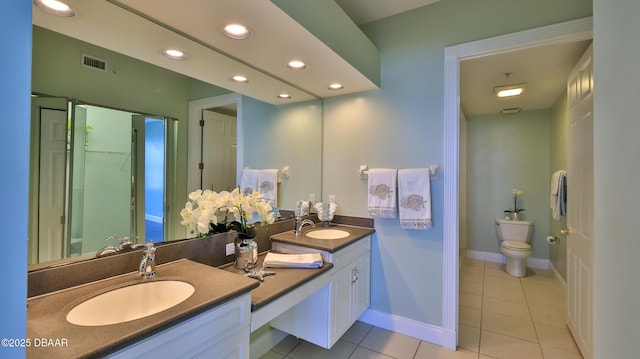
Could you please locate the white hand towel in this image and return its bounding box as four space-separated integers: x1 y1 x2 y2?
263 252 323 268
367 168 397 218
240 169 259 195
258 169 278 207
550 170 567 221
398 168 432 230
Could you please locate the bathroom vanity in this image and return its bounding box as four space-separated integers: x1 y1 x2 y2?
27 260 259 358
26 221 374 358
269 225 373 348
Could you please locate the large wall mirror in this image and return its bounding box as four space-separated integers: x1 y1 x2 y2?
29 25 323 269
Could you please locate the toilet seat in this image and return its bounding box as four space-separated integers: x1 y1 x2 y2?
501 240 531 251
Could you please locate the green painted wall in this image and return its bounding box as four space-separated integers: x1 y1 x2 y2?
466 110 551 259
322 0 592 326
548 92 569 280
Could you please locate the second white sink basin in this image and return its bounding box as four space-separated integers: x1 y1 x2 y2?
66 280 195 326
305 229 350 240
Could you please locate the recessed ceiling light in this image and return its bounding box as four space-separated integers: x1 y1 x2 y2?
161 49 187 60
495 83 526 98
287 60 307 70
328 83 344 90
231 75 249 83
34 0 75 17
222 24 252 40
277 93 292 99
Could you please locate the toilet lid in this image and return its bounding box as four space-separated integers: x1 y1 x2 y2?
502 240 531 250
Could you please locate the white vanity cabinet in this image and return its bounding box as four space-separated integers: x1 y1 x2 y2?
108 293 251 359
270 235 371 349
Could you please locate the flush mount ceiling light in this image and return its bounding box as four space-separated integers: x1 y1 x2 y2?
328 83 344 90
277 93 292 99
161 49 187 60
222 23 252 40
34 0 76 17
495 83 526 98
287 60 307 71
231 75 249 83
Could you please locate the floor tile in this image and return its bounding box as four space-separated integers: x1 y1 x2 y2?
271 335 302 355
459 306 482 328
464 258 486 268
359 326 420 359
348 346 396 359
259 351 285 359
414 341 479 359
525 292 566 313
534 322 581 354
287 339 356 359
483 284 526 304
541 345 584 359
460 292 483 310
461 271 484 284
483 275 521 290
481 311 538 342
458 324 480 352
482 296 531 320
480 330 543 359
529 305 566 328
460 278 484 295
341 321 373 345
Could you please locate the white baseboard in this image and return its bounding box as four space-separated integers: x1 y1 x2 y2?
466 250 549 270
358 308 445 347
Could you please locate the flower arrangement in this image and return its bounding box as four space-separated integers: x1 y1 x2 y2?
180 188 275 237
504 189 525 219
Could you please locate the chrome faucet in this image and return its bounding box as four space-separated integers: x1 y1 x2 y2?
95 236 146 257
294 216 315 235
139 241 156 278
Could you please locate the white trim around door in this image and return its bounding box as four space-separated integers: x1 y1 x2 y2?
442 17 593 350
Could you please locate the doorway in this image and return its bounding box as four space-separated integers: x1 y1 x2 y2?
441 17 593 350
30 99 176 264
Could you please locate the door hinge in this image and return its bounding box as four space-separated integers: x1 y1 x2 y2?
199 119 205 127
60 215 65 225
199 162 204 170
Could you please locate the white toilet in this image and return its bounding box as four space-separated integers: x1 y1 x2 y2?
495 219 533 277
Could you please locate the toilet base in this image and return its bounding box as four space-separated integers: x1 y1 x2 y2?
505 257 527 277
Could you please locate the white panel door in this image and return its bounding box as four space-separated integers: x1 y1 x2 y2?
38 108 67 262
566 43 593 359
201 110 237 192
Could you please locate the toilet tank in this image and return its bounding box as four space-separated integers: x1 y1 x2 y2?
495 219 533 243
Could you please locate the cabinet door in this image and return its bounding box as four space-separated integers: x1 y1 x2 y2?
331 264 353 341
352 253 371 321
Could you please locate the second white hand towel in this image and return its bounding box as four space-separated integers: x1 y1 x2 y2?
398 168 432 229
240 169 259 195
258 169 278 207
367 168 397 218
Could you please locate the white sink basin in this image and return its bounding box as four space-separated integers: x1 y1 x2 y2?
305 229 350 240
66 280 195 326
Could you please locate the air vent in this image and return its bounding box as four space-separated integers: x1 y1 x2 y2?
81 53 107 72
501 107 522 114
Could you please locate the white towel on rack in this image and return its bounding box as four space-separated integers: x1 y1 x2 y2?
550 170 567 221
240 169 259 195
367 168 397 218
398 168 432 230
258 169 278 207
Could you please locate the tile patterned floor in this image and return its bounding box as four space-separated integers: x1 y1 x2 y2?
260 258 582 359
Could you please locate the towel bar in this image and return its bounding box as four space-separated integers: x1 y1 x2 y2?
359 164 439 179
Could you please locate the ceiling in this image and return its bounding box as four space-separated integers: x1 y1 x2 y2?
34 0 590 113
32 0 380 105
461 40 592 116
335 0 440 25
